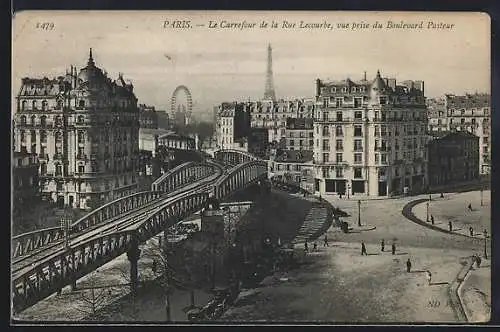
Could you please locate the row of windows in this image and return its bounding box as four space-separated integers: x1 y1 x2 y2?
319 165 423 179
288 131 314 138
317 110 426 121
18 129 133 143
288 139 314 147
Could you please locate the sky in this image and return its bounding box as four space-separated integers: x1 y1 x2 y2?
12 11 490 120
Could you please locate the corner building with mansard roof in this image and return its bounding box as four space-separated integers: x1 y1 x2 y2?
13 49 140 209
313 71 429 197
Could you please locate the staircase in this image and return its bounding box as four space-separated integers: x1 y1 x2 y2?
292 202 331 246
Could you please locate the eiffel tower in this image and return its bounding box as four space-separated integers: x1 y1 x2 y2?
264 43 277 101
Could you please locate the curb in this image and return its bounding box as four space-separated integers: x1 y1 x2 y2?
448 257 474 322
401 199 485 241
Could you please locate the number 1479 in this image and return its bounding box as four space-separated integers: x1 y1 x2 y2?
36 22 55 30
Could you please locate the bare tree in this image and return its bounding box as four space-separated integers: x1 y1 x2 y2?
74 275 110 319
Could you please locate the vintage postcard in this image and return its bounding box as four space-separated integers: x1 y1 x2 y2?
11 10 491 324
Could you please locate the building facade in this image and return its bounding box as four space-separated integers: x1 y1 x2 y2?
285 117 314 151
12 151 40 210
215 102 251 150
427 94 490 174
313 71 429 197
13 49 140 209
445 94 490 174
248 128 269 159
248 99 316 143
138 104 158 129
427 131 479 187
268 150 314 193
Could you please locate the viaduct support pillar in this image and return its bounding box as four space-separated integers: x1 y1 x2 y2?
127 237 141 297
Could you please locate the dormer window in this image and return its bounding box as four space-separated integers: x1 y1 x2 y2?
342 87 347 92
351 87 356 92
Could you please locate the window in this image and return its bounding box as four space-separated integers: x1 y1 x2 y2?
472 118 476 125
374 111 380 120
40 116 46 126
354 139 363 151
78 147 85 158
55 131 62 143
354 111 363 119
336 153 343 163
40 130 47 143
379 96 387 104
335 125 343 136
381 125 387 136
375 154 379 163
30 130 36 142
336 168 343 178
336 98 343 108
78 165 85 173
40 163 47 175
78 131 85 143
354 98 362 108
42 100 48 111
336 139 343 150
32 100 37 110
354 125 363 136
322 139 329 150
322 111 329 121
20 115 27 125
289 139 295 146
322 167 328 178
354 153 362 164
55 164 62 176
323 153 329 162
483 137 489 144
31 115 36 125
375 125 380 136
40 146 46 158
20 130 25 142
322 125 329 136
461 118 465 124
309 139 314 146
21 100 27 111
381 154 388 164
354 167 362 178
336 111 343 121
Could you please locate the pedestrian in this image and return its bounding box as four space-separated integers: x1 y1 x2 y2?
448 221 452 232
469 226 474 237
381 239 385 252
406 258 412 273
476 255 482 268
430 215 435 225
391 242 396 255
426 271 432 285
440 192 444 198
361 241 367 256
468 203 472 211
324 235 329 247
304 240 309 252
339 192 342 199
313 242 317 251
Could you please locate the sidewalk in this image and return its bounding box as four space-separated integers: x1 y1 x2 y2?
409 190 490 240
459 258 491 322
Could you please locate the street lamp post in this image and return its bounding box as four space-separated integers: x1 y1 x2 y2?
426 202 430 222
480 187 484 207
357 200 361 227
484 229 488 259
